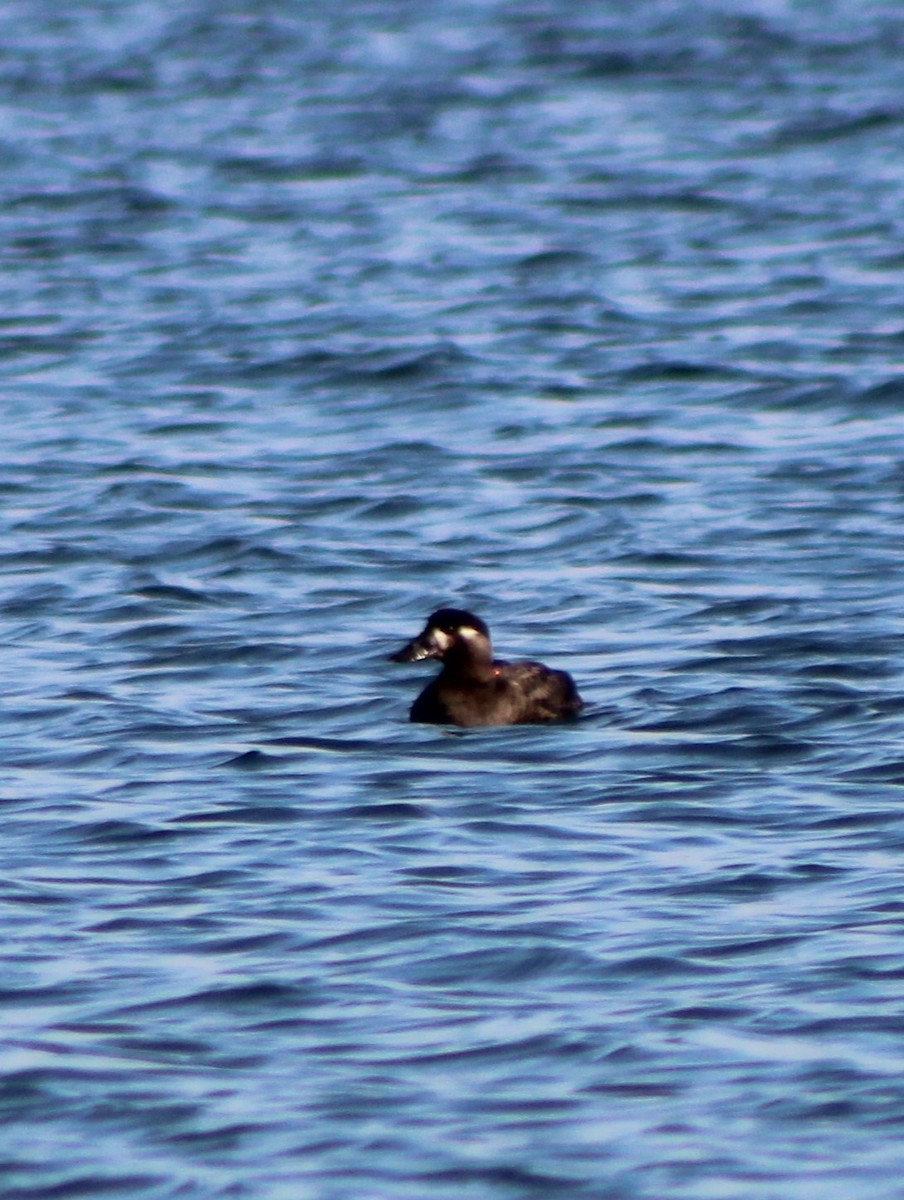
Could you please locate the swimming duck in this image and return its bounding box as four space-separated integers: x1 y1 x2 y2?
389 608 583 727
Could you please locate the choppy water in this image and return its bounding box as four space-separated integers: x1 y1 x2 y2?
3 1 904 1197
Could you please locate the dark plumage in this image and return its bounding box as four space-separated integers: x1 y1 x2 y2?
389 608 583 727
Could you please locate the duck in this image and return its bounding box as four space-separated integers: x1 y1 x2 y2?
389 608 583 727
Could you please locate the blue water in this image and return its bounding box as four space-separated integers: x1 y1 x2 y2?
3 1 904 1196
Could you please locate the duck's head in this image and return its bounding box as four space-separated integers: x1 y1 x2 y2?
389 608 491 664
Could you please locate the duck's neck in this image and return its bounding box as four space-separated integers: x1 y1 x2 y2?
443 637 495 683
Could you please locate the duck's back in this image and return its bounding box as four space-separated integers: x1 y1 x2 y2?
411 658 582 727
501 659 583 723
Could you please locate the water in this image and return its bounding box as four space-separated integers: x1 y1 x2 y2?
3 0 904 1196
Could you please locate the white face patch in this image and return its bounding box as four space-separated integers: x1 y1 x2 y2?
431 628 454 652
455 625 482 642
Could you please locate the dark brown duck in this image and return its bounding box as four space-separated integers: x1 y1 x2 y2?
389 608 583 727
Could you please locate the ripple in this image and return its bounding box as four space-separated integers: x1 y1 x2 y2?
3 2 904 1198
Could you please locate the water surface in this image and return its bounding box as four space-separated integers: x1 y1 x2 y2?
3 1 904 1197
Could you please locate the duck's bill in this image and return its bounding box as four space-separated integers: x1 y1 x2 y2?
388 635 434 662
389 624 455 662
